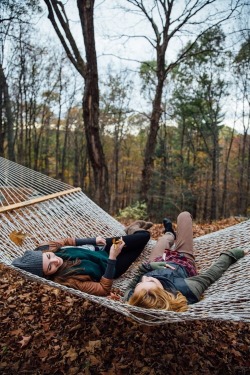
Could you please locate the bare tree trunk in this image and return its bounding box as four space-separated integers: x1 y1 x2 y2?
246 137 250 216
140 78 164 202
159 138 167 215
111 110 124 214
0 63 15 160
73 130 80 187
61 110 70 182
55 66 63 180
0 66 4 156
203 171 210 222
17 67 24 163
73 122 87 188
33 111 45 171
237 130 248 214
78 0 109 209
112 126 120 214
44 118 50 175
44 0 110 210
210 140 218 220
220 128 234 217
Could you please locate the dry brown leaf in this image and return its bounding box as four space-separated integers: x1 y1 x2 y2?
18 335 32 348
37 349 49 358
9 328 23 336
112 237 123 249
64 346 78 362
68 367 80 375
89 355 101 365
85 340 101 353
51 288 60 297
9 230 29 246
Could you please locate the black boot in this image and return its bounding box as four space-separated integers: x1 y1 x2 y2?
163 218 176 239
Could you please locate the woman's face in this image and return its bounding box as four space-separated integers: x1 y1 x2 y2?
42 252 63 275
134 276 164 293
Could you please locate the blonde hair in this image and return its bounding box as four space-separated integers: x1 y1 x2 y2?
128 287 188 312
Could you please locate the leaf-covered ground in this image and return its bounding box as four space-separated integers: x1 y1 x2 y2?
1 217 250 375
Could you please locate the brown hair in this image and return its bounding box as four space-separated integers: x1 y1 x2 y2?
45 258 82 282
128 287 188 312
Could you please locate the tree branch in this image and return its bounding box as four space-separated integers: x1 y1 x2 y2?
43 0 86 78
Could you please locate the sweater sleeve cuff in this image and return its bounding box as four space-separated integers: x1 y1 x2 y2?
75 237 96 246
103 259 117 279
220 248 245 262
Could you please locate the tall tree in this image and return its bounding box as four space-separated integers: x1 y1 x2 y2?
233 37 250 216
120 0 245 209
0 64 14 159
100 69 133 213
220 126 235 218
170 27 229 220
0 0 42 161
43 0 109 209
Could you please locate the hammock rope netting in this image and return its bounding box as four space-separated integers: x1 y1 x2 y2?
0 157 249 325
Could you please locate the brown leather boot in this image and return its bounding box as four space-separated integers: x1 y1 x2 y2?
143 221 154 230
125 220 145 234
125 224 145 235
125 220 153 235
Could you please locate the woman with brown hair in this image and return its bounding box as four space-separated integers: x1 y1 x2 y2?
12 220 152 297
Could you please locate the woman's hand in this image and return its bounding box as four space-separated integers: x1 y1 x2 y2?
109 238 125 260
149 262 176 270
96 236 106 246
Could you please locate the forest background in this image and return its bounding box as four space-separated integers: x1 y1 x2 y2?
1 0 249 223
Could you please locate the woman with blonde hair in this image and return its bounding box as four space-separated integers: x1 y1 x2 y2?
124 212 248 311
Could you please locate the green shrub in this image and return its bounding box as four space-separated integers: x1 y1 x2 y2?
116 201 148 220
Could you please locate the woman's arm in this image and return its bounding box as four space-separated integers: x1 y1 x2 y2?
65 276 113 296
37 237 104 252
65 241 126 296
64 258 119 296
123 263 152 301
185 248 247 300
76 237 105 246
36 237 76 252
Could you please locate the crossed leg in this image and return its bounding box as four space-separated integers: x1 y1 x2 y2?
174 211 194 260
148 232 174 261
148 211 194 262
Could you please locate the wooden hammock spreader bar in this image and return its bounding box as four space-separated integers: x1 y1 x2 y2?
0 187 81 213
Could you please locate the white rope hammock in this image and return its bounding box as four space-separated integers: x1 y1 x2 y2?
0 157 249 325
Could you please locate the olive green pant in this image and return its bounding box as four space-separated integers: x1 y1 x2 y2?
185 254 235 299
